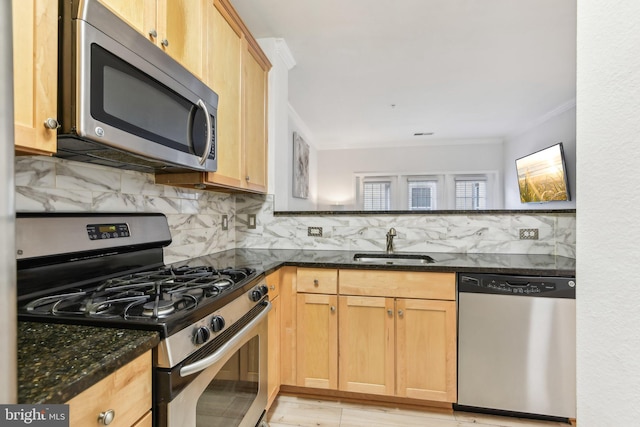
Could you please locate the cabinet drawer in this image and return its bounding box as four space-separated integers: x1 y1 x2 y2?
339 270 456 300
297 268 338 294
66 351 151 427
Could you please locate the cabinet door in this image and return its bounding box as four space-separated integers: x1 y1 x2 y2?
296 293 338 389
204 2 243 188
396 299 457 402
160 0 205 79
98 0 156 41
12 0 58 155
242 42 269 192
338 296 395 395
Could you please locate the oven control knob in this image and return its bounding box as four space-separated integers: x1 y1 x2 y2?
193 326 211 345
250 289 263 302
210 315 226 332
258 285 269 295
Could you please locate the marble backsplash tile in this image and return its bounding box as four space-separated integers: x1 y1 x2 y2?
15 157 577 261
236 194 577 258
15 156 236 264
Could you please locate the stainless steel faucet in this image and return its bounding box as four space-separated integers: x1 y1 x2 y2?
386 228 397 253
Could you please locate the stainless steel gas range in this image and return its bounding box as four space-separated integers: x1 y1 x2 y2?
16 213 270 427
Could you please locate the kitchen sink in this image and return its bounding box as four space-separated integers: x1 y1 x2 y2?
352 253 436 265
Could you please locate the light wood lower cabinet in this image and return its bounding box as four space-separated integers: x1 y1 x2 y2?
338 295 395 395
395 298 457 402
289 268 457 404
66 351 152 427
296 292 338 389
266 270 281 409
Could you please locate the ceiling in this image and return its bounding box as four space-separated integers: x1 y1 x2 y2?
229 0 576 151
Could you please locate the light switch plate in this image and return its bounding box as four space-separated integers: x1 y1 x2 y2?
221 215 228 231
248 214 257 229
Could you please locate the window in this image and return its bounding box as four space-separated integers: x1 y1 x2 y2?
407 179 438 210
363 180 391 210
455 178 487 210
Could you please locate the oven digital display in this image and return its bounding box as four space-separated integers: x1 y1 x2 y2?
87 223 130 240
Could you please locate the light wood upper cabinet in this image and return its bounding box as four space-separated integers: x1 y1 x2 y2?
242 43 269 192
66 351 152 427
12 0 58 155
202 3 243 189
99 0 205 78
155 0 271 194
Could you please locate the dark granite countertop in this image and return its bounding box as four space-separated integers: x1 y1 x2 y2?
17 248 573 405
18 322 159 404
176 249 576 277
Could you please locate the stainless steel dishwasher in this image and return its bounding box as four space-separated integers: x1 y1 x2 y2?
457 273 576 420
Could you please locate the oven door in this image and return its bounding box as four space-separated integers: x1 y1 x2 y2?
158 303 270 427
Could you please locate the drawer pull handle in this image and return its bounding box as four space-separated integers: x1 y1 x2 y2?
98 409 115 425
313 279 319 286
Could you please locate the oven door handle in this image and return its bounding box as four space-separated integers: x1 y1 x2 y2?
179 301 271 377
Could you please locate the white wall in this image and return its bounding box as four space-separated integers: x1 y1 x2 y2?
503 104 577 210
316 139 504 210
257 38 318 211
285 106 318 211
577 1 640 424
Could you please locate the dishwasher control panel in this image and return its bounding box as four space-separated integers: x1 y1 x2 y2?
458 273 576 298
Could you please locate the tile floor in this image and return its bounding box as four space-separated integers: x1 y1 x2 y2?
267 395 571 427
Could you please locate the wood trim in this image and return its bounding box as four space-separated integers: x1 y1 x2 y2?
278 386 454 413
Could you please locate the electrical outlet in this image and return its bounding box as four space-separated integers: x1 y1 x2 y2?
221 215 228 231
308 227 323 237
248 214 257 229
519 228 539 240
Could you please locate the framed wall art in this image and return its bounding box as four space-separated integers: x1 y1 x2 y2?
292 132 309 199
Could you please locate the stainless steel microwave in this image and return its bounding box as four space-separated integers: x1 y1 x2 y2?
57 0 218 173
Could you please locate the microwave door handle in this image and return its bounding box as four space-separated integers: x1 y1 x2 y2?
179 301 272 377
196 99 212 166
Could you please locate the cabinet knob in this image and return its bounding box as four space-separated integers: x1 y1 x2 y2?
269 285 275 290
98 409 115 425
387 309 393 316
148 29 157 38
43 118 60 130
246 175 251 181
398 309 404 317
313 279 319 286
330 306 336 313
161 38 169 47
